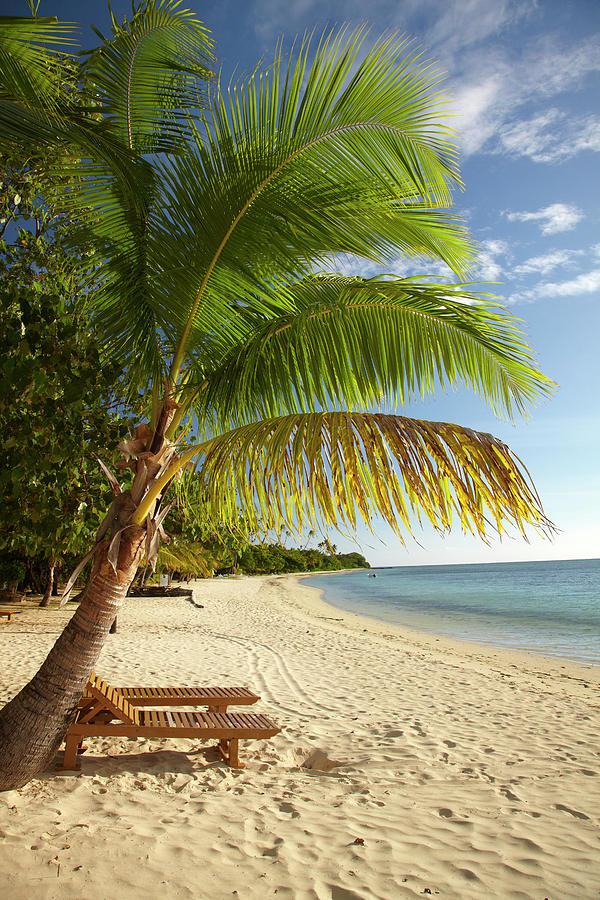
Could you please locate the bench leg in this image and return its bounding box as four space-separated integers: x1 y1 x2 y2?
227 739 245 769
215 738 245 769
62 734 82 770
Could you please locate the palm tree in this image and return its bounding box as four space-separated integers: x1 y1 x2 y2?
0 4 553 790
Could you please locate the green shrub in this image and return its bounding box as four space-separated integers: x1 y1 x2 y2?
0 558 26 589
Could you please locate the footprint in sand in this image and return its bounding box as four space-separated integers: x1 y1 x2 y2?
262 836 284 857
278 800 300 818
554 803 590 820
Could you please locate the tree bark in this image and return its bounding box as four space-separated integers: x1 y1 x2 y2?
39 558 56 608
0 525 145 791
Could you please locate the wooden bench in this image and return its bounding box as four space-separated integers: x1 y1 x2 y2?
0 608 23 623
64 675 280 770
79 673 260 716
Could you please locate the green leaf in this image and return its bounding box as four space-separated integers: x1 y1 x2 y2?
83 0 214 152
192 276 554 426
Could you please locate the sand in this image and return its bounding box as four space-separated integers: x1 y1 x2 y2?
0 573 599 899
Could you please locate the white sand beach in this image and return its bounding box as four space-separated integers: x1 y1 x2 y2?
0 574 599 899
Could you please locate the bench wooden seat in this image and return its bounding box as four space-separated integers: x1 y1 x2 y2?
81 674 259 712
64 675 280 770
0 608 23 622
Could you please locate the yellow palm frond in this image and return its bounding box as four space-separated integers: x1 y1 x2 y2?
188 412 553 543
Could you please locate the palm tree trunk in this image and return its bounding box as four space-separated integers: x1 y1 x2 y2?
0 525 145 791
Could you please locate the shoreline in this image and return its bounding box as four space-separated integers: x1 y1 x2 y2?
284 574 600 695
296 568 600 673
1 574 599 898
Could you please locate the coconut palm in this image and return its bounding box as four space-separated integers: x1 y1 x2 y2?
0 4 553 790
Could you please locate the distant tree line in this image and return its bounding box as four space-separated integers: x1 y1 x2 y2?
233 543 369 575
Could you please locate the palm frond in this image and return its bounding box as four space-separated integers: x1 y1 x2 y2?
0 16 153 195
188 412 554 543
0 14 162 392
1 7 214 392
148 28 473 379
155 540 216 577
83 0 214 153
189 277 554 425
72 154 167 393
0 16 77 109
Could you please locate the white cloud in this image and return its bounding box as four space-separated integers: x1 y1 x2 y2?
452 78 503 156
448 35 600 157
249 1 600 165
321 254 391 279
471 239 509 280
322 239 511 286
515 249 581 276
321 252 453 280
505 203 583 235
251 0 533 53
540 269 600 297
510 268 600 303
498 110 600 162
324 237 513 284
424 0 534 58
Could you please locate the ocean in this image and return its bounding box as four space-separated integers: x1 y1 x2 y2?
307 558 600 666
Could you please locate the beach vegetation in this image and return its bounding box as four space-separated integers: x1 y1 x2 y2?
237 544 369 575
0 2 554 789
0 145 133 604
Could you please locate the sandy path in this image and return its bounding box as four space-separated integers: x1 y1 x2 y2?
0 575 598 899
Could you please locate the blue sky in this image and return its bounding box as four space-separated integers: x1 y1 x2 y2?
5 0 599 566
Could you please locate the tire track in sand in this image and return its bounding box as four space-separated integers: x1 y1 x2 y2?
199 627 332 717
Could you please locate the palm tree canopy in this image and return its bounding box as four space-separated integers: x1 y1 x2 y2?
90 27 476 383
1 10 554 545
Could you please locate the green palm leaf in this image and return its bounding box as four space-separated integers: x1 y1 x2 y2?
142 28 474 382
189 276 554 426
0 15 76 109
84 0 214 152
1 6 215 390
0 16 146 188
184 412 553 542
155 540 216 577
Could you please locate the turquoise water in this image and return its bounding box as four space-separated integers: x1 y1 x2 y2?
307 558 600 665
